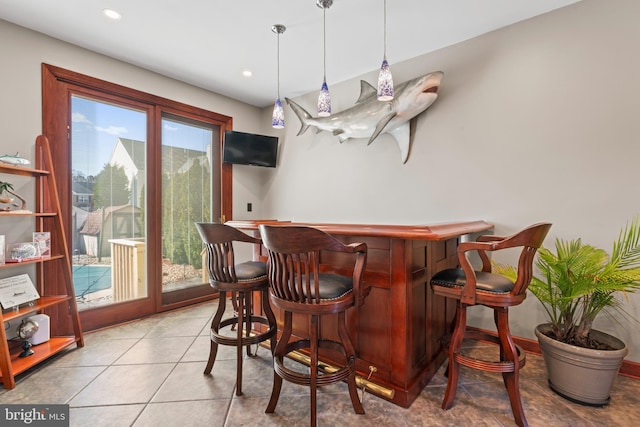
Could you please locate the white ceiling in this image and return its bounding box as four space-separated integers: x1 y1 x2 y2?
0 0 581 108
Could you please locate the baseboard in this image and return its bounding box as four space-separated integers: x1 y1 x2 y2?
467 326 640 380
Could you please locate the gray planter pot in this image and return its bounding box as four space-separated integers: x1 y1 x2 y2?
535 323 628 406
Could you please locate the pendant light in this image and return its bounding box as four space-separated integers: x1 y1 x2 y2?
272 24 286 129
377 0 394 101
317 0 332 117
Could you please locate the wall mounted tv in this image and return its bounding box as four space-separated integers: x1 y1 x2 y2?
222 130 278 168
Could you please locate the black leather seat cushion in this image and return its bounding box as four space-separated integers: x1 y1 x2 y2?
301 273 353 300
431 268 514 294
235 261 267 281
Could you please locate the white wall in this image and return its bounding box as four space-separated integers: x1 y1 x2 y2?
254 0 640 362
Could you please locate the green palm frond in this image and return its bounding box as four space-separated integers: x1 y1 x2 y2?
0 181 14 194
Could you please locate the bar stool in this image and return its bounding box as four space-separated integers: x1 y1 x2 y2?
430 223 551 427
259 224 369 427
195 222 277 396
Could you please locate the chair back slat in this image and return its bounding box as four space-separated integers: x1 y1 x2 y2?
267 249 321 304
204 242 236 283
195 222 262 285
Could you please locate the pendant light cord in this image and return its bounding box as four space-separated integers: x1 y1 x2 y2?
277 31 281 98
383 0 387 60
323 8 327 81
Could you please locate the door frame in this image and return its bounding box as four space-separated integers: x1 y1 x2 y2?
41 63 234 330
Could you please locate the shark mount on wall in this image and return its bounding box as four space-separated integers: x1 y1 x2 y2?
286 71 443 163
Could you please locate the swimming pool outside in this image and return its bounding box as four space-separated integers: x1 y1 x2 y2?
73 264 112 299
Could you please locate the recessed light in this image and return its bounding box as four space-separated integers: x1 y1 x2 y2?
103 8 122 20
242 70 253 78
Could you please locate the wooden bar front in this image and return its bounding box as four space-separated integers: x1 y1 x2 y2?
226 220 494 408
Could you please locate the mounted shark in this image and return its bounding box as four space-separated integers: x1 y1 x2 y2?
286 71 443 163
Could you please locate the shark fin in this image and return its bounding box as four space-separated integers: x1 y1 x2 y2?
285 98 312 136
368 112 396 146
356 80 377 103
333 129 348 143
388 122 411 164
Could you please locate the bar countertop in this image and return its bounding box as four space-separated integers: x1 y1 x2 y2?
225 219 494 240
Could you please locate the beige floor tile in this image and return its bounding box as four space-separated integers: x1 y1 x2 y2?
68 363 175 407
114 336 195 365
133 400 229 427
70 404 145 427
0 365 106 404
144 316 211 338
152 360 236 402
50 337 139 367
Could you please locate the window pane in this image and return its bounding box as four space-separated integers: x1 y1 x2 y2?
161 116 215 294
71 95 148 310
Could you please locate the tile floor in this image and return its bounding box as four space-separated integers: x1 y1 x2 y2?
1 300 639 426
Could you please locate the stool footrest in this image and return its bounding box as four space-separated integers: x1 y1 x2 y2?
274 339 356 387
451 330 526 373
454 353 523 373
211 315 276 347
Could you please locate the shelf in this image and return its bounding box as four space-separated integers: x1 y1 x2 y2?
1 295 71 322
0 336 79 380
0 254 64 269
0 212 56 217
0 163 49 177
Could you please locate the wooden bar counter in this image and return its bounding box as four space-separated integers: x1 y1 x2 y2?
226 219 494 408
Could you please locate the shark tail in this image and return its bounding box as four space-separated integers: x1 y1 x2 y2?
285 98 312 136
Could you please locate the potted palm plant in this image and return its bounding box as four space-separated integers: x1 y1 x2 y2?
495 216 640 406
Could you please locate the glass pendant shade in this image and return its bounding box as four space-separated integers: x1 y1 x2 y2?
377 58 394 101
271 24 286 129
377 0 394 101
272 98 284 129
317 80 331 117
317 0 332 117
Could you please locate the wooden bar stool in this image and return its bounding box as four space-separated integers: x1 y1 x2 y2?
195 223 277 396
259 224 369 427
430 223 551 427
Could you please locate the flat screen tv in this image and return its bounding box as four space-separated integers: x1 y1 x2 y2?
222 130 278 168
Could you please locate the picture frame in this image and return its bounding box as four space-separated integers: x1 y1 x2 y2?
33 231 51 258
0 273 40 309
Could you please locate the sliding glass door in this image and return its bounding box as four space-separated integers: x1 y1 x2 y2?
71 95 148 311
160 114 221 304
